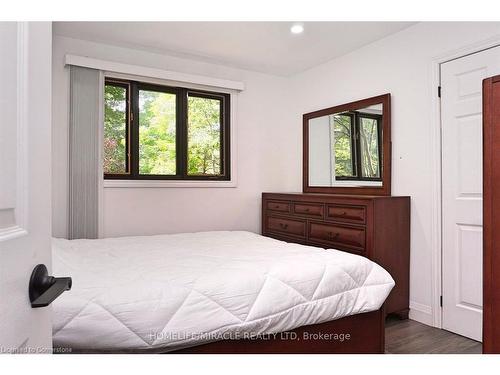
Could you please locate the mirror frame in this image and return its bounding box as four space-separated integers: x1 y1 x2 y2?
303 93 391 196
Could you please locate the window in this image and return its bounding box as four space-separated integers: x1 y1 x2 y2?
104 80 130 175
104 78 230 180
331 111 382 181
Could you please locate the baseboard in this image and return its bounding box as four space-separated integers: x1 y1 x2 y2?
408 301 434 326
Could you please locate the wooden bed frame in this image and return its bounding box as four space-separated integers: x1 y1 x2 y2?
69 308 385 354
171 307 385 354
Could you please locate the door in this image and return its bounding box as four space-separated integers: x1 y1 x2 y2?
441 46 500 341
0 22 53 353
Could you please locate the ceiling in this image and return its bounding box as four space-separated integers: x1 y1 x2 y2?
53 22 416 76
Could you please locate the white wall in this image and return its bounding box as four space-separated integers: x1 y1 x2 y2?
289 22 500 325
52 36 297 238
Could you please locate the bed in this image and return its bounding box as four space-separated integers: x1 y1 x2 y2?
51 231 394 353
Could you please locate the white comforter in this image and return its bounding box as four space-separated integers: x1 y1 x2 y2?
52 231 394 352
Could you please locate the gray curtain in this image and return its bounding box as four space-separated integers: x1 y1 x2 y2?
68 66 100 239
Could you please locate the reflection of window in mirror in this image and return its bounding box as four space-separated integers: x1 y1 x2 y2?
359 115 381 179
329 106 382 182
331 113 355 178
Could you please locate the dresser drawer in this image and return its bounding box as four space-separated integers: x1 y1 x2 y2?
266 200 290 213
308 222 366 251
292 202 324 218
326 204 366 224
266 216 306 238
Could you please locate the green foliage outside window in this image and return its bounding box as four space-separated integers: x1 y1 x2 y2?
187 96 221 175
104 81 226 178
138 90 177 175
104 85 127 174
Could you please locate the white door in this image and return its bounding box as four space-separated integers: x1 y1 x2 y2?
441 46 500 341
0 22 53 353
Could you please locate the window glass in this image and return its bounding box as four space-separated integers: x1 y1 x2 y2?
187 95 222 176
103 79 230 181
138 89 177 175
104 84 128 174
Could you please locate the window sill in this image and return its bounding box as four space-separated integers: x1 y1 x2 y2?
103 179 237 188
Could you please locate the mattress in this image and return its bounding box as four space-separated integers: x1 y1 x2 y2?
52 231 394 352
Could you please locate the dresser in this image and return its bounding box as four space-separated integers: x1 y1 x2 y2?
262 192 410 319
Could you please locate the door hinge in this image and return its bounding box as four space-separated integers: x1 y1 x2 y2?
438 86 442 98
440 295 443 307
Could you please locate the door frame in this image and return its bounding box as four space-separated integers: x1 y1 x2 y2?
482 74 500 353
430 36 500 330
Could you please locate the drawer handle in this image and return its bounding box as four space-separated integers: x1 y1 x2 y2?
304 208 310 212
340 211 347 216
274 205 280 209
328 232 340 240
279 223 289 230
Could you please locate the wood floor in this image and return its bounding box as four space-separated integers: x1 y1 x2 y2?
385 317 482 354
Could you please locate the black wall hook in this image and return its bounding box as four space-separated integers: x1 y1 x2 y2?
29 264 72 308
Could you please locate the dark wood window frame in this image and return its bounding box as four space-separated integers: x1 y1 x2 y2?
334 111 383 182
104 78 231 181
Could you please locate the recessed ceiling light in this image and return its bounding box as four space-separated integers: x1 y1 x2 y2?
291 23 304 34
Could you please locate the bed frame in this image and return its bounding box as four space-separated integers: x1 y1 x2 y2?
65 307 385 354
171 307 385 354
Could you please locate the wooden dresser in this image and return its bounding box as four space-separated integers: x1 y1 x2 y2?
262 192 410 319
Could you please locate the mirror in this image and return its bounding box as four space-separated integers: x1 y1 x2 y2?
303 94 391 195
